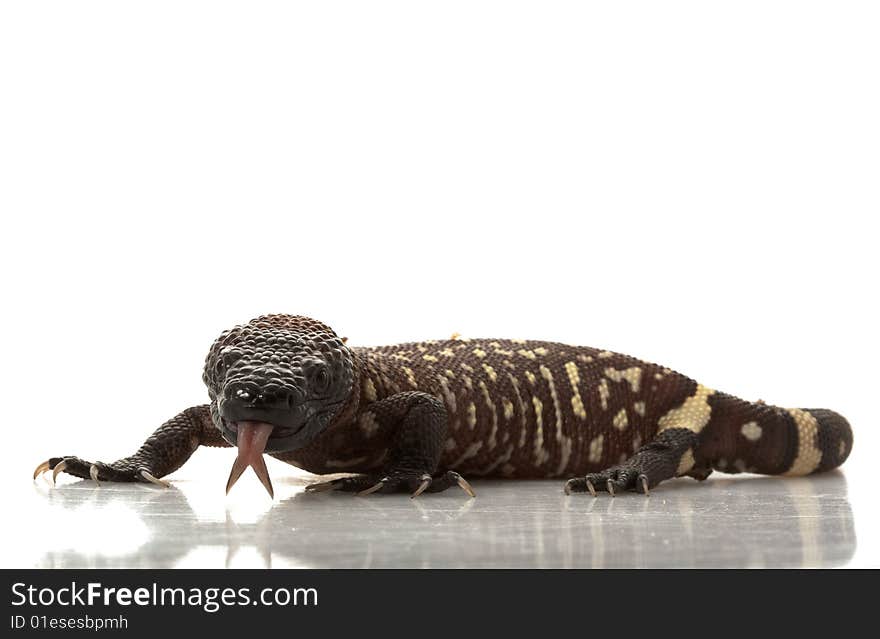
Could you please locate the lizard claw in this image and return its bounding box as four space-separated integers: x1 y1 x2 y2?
33 460 51 480
314 470 473 497
304 481 339 493
139 469 170 488
52 461 67 485
639 474 649 496
411 474 432 498
357 479 386 496
453 472 476 498
89 464 101 486
562 476 597 497
606 479 615 497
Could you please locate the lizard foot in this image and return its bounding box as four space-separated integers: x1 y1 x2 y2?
33 457 170 488
565 428 704 496
305 470 475 498
564 455 659 497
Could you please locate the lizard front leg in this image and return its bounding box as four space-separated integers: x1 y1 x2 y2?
305 391 475 498
34 405 229 486
564 428 704 496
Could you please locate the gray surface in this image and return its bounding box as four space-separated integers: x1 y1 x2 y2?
22 462 857 568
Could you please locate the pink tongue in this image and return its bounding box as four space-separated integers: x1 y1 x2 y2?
225 421 275 498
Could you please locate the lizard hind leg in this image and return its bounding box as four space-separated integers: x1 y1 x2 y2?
564 428 700 496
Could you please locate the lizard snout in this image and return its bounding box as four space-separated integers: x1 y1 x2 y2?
223 379 304 412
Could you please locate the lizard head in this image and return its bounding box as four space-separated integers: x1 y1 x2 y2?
202 314 355 497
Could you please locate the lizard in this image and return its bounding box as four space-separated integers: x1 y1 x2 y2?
33 314 853 498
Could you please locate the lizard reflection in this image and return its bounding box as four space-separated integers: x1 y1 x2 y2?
34 474 855 569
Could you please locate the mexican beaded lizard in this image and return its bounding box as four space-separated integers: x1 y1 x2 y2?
34 314 853 498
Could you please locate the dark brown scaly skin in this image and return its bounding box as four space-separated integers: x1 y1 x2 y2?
37 314 853 496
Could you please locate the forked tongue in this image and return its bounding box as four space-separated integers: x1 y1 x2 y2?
226 421 275 498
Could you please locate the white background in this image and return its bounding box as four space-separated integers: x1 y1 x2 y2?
1 2 878 565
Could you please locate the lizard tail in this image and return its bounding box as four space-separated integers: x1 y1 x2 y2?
789 408 853 474
703 394 853 476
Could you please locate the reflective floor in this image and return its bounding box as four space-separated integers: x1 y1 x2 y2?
7 451 863 568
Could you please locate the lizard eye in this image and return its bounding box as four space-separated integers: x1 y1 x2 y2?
313 367 330 393
216 348 242 377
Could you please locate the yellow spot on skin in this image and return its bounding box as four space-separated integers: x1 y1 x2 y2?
633 401 646 417
511 338 526 344
422 354 438 362
598 351 614 359
402 366 418 388
741 421 762 442
539 365 571 475
480 444 514 475
480 381 499 450
363 378 377 402
654 372 664 380
359 412 379 437
466 402 477 428
571 396 586 420
604 367 643 393
532 397 548 465
676 449 695 475
460 362 474 372
392 353 410 361
564 361 587 420
657 385 715 434
437 375 457 414
525 371 536 385
495 348 514 356
518 349 537 360
598 379 610 411
450 442 482 468
482 364 497 382
473 348 487 358
577 354 594 364
533 347 548 356
444 369 456 379
440 348 455 357
450 332 461 340
785 408 822 475
502 359 516 369
502 398 514 420
507 373 528 449
462 374 473 390
588 434 604 463
613 408 629 430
